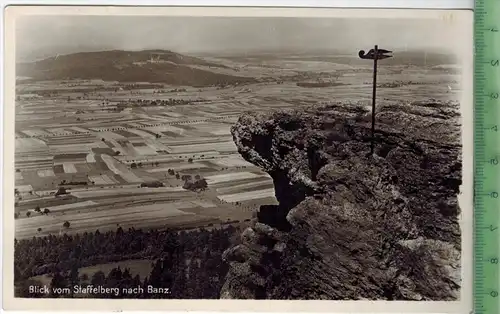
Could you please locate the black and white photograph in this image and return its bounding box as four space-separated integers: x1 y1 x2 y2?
3 6 473 311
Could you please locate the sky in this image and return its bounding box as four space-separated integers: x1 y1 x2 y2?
15 15 460 61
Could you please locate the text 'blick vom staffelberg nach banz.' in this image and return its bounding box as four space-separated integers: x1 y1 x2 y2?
29 284 171 297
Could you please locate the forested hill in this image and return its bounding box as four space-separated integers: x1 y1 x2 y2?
16 49 256 86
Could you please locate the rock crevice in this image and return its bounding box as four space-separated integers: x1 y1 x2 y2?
221 102 462 300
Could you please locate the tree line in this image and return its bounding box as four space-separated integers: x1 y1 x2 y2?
14 226 240 299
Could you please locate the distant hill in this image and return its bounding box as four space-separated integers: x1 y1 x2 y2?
219 50 458 67
16 49 256 86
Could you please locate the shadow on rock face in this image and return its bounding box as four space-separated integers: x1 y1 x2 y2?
222 101 462 300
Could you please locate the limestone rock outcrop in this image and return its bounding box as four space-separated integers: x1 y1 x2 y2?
221 101 462 300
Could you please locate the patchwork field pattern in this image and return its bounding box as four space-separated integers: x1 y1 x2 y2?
15 52 461 239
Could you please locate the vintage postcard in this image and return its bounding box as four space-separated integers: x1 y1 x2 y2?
3 6 473 312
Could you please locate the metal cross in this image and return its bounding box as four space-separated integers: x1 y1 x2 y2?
358 45 393 155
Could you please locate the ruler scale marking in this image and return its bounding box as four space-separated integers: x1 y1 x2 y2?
474 0 500 313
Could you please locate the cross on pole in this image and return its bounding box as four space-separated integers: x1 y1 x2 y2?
358 45 393 155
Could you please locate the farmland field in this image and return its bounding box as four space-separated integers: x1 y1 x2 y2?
14 49 461 241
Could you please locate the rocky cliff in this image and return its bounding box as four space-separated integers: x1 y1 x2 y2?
221 100 462 300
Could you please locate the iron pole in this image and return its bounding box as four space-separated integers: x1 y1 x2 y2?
371 45 378 155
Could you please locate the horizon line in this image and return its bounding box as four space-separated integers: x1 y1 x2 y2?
16 47 455 63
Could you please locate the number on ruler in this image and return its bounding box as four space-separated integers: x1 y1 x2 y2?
491 290 498 297
490 225 498 231
491 258 498 264
492 59 499 67
492 125 498 131
490 158 498 165
490 191 498 198
490 93 499 99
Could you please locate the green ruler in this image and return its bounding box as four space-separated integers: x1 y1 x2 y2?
474 0 500 313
